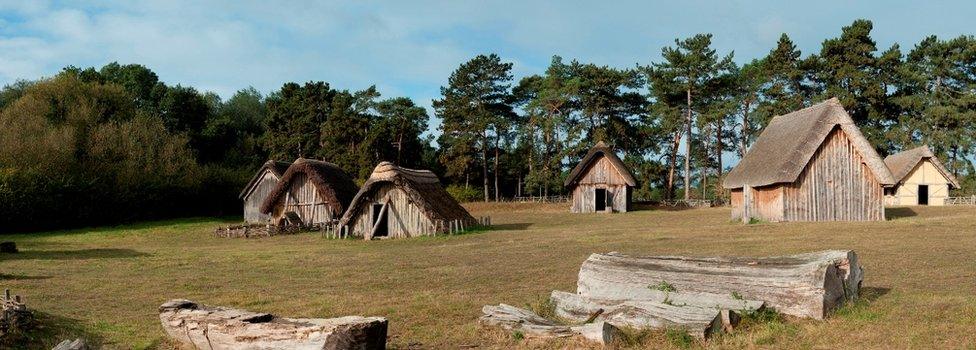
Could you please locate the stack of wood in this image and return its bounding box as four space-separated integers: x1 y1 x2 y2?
213 223 311 238
159 299 388 350
481 250 863 343
0 290 33 339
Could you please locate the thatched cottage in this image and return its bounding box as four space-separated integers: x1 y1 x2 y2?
565 141 636 213
884 145 959 206
338 162 476 240
259 158 359 226
240 160 291 223
723 98 896 222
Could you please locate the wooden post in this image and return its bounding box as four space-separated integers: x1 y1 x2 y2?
742 185 752 223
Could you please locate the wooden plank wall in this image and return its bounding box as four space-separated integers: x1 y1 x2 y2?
279 173 335 225
243 170 278 223
729 189 743 219
782 127 885 221
569 156 630 213
349 183 436 239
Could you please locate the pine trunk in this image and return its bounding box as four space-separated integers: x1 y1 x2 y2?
684 88 693 201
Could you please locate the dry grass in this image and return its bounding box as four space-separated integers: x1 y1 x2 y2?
3 203 976 349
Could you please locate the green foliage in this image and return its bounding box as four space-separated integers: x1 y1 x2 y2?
664 328 695 349
511 330 524 341
446 184 482 203
651 280 677 292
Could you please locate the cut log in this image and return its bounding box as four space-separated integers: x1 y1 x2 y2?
158 299 388 350
549 291 756 339
52 339 88 350
576 250 863 319
480 304 620 345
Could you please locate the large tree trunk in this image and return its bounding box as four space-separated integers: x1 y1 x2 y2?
159 299 388 350
549 291 760 339
482 132 489 202
666 129 682 200
480 304 620 345
740 99 751 158
576 250 863 319
494 136 500 201
684 89 694 201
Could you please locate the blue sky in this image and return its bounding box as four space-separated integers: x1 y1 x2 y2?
1 1 973 136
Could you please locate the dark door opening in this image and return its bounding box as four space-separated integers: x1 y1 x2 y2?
594 188 607 212
917 185 929 205
371 203 388 237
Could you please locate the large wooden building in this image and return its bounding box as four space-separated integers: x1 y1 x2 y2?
338 162 476 240
723 98 896 222
259 158 359 226
884 145 959 206
565 141 637 213
240 160 291 223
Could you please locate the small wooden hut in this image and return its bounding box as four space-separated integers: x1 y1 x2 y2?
240 160 291 223
259 158 359 226
723 98 896 222
338 162 476 240
883 145 959 206
565 141 637 213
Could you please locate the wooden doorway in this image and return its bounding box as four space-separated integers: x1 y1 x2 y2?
594 188 607 212
917 185 929 205
371 203 388 237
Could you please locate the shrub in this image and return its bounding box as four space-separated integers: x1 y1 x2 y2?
446 184 481 203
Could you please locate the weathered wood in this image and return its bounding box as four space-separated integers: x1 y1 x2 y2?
576 250 862 319
549 291 755 339
480 304 620 345
52 339 88 350
159 299 387 350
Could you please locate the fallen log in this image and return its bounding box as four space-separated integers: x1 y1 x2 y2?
550 291 759 339
480 304 620 345
158 299 388 350
576 250 862 319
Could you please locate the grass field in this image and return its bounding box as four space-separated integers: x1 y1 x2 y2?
3 203 976 349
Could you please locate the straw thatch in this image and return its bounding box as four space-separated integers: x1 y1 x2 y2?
338 162 475 228
565 141 637 187
723 98 896 189
259 158 359 216
884 145 960 188
239 160 291 199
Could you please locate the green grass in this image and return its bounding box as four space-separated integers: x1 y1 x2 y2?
3 203 976 348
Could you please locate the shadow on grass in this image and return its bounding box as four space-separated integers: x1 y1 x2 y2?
0 216 238 238
0 249 150 261
491 223 532 231
885 207 918 220
0 273 51 280
860 286 891 301
3 311 105 350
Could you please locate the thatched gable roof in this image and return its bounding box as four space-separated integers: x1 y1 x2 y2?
259 158 359 215
564 141 637 187
723 98 896 189
339 162 475 226
239 160 292 199
884 145 959 188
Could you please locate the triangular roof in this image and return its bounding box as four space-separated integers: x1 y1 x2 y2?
723 98 896 189
259 158 360 215
884 145 960 188
239 160 292 199
564 141 637 187
338 162 475 227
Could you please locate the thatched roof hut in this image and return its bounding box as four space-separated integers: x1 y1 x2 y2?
339 162 476 240
260 158 359 226
565 141 636 213
884 145 959 206
240 160 292 223
723 98 895 222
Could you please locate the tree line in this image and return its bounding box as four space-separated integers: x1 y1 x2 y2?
2 19 975 232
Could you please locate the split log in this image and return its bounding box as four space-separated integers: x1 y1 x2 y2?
576 250 863 319
550 291 759 339
480 304 620 345
159 299 388 350
52 339 88 350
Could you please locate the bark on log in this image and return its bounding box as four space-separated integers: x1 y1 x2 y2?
480 304 620 345
158 299 388 350
550 291 758 339
576 250 863 319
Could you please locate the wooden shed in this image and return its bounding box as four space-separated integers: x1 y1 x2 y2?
723 98 896 222
259 158 359 226
240 160 291 223
338 162 476 240
883 145 959 206
565 141 636 213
